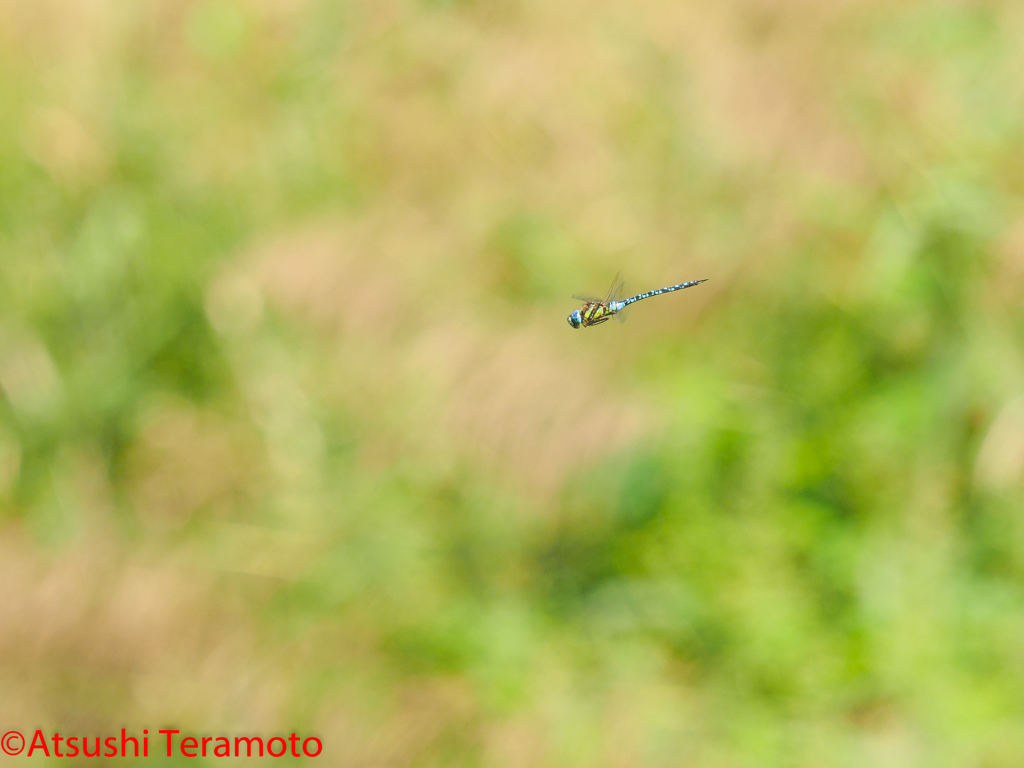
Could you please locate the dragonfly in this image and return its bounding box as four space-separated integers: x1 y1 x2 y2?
567 274 707 329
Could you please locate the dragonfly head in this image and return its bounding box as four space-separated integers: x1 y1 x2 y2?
567 309 583 329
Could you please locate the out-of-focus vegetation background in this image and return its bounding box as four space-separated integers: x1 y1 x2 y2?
2 0 1024 765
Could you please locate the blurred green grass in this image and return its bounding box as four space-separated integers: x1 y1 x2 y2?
2 0 1024 766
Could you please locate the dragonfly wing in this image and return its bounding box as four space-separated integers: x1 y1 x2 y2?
572 293 600 303
604 273 628 322
603 273 626 305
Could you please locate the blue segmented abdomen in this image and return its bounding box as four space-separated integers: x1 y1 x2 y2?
621 279 707 307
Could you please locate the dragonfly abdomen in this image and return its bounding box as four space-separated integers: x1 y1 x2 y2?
621 279 707 307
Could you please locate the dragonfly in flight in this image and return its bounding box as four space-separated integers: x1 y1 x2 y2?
567 274 707 329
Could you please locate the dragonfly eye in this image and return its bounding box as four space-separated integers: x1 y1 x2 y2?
567 310 583 329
